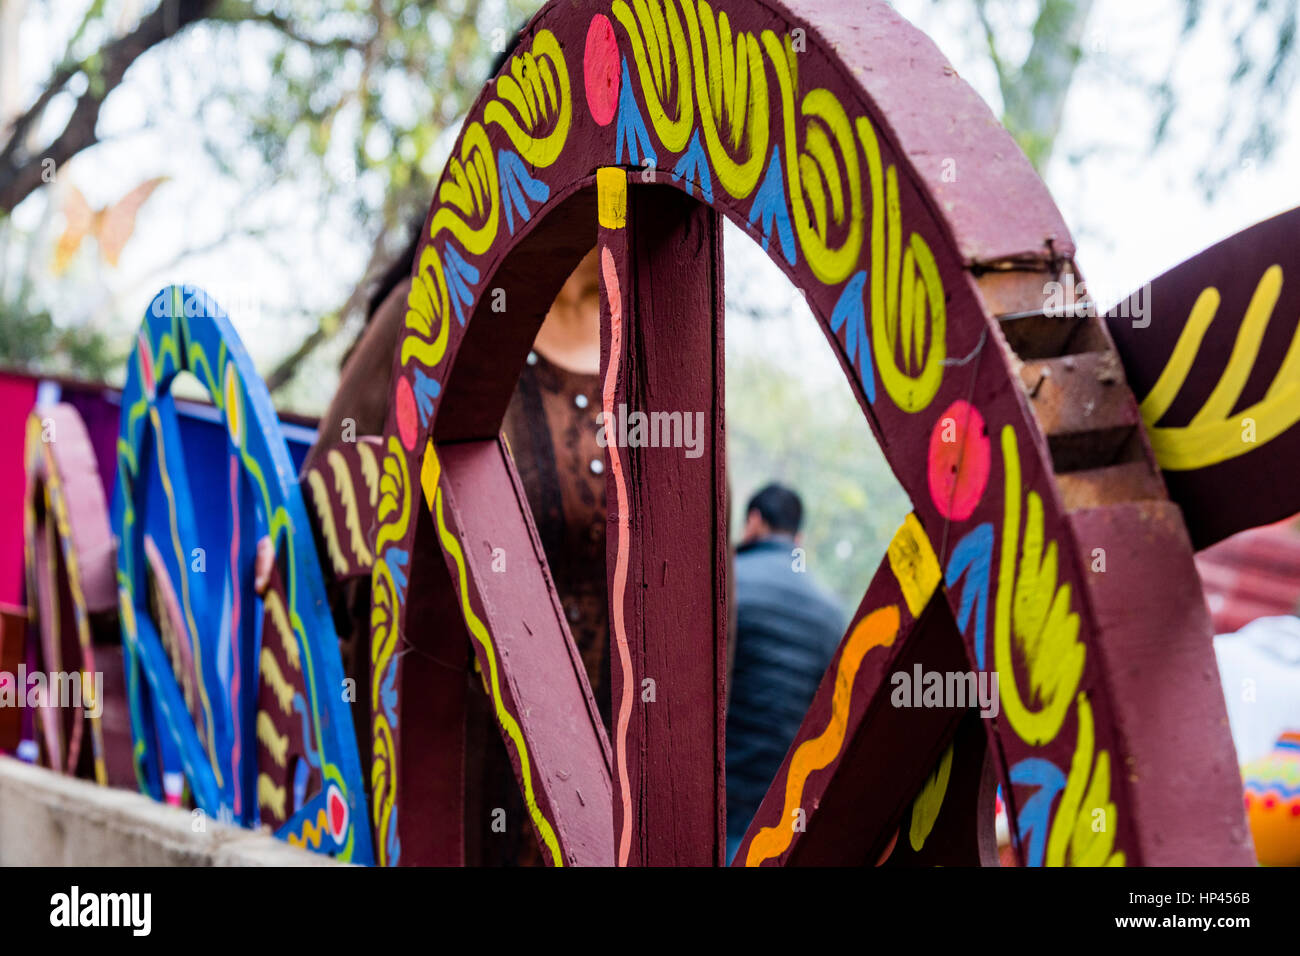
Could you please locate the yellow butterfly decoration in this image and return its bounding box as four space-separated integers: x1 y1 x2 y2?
53 177 167 274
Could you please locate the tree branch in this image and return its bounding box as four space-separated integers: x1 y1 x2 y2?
0 0 220 213
209 1 365 52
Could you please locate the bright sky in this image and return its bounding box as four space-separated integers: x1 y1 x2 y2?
7 0 1299 411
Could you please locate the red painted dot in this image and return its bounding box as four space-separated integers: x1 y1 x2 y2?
1290 802 1300 817
138 331 156 399
328 786 348 840
584 14 620 126
395 375 418 451
1264 795 1277 810
927 400 991 521
1244 793 1253 810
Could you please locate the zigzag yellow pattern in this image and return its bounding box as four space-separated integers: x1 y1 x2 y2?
289 808 329 850
260 647 295 714
306 468 349 577
329 449 373 569
257 710 289 768
258 773 286 820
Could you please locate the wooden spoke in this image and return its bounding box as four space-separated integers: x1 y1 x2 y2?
597 170 727 866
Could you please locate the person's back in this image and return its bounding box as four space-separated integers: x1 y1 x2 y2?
725 485 845 859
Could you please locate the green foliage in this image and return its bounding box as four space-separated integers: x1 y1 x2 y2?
726 342 911 610
0 295 120 380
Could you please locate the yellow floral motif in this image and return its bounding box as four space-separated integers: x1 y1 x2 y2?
1047 694 1125 866
613 0 694 153
368 436 412 867
859 116 946 413
680 0 769 198
995 425 1085 746
763 30 864 287
403 244 452 370
484 29 572 167
428 122 499 258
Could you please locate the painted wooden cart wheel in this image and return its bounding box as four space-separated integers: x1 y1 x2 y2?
23 404 131 786
365 0 1252 866
112 285 373 863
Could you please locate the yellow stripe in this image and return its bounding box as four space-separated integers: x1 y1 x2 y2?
886 512 940 618
424 446 563 866
597 167 628 230
1192 265 1283 426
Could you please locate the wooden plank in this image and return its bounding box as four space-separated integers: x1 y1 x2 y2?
881 710 999 867
1064 502 1255 865
598 169 727 866
1104 206 1300 549
426 437 613 866
734 514 969 866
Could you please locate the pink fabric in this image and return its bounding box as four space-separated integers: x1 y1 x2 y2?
0 374 38 607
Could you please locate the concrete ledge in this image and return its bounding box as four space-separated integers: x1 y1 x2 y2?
0 756 347 866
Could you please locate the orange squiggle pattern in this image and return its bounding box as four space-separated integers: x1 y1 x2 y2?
601 244 634 867
745 605 900 866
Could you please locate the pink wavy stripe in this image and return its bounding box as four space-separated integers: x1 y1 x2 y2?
601 245 634 866
228 454 242 816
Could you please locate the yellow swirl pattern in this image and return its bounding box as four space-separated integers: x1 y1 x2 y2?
484 29 573 167
763 32 863 286
859 116 946 413
680 0 768 197
403 244 452 369
995 425 1085 746
368 435 412 867
1047 694 1125 866
613 0 694 152
428 122 500 257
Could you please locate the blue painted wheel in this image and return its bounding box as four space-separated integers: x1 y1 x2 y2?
112 285 373 863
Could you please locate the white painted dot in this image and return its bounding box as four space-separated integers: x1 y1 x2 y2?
526 351 538 365
590 458 605 475
574 393 589 409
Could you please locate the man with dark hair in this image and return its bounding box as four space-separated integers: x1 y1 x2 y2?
725 482 845 863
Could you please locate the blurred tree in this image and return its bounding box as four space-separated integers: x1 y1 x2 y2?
0 0 540 385
935 0 1299 187
1 0 1296 388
